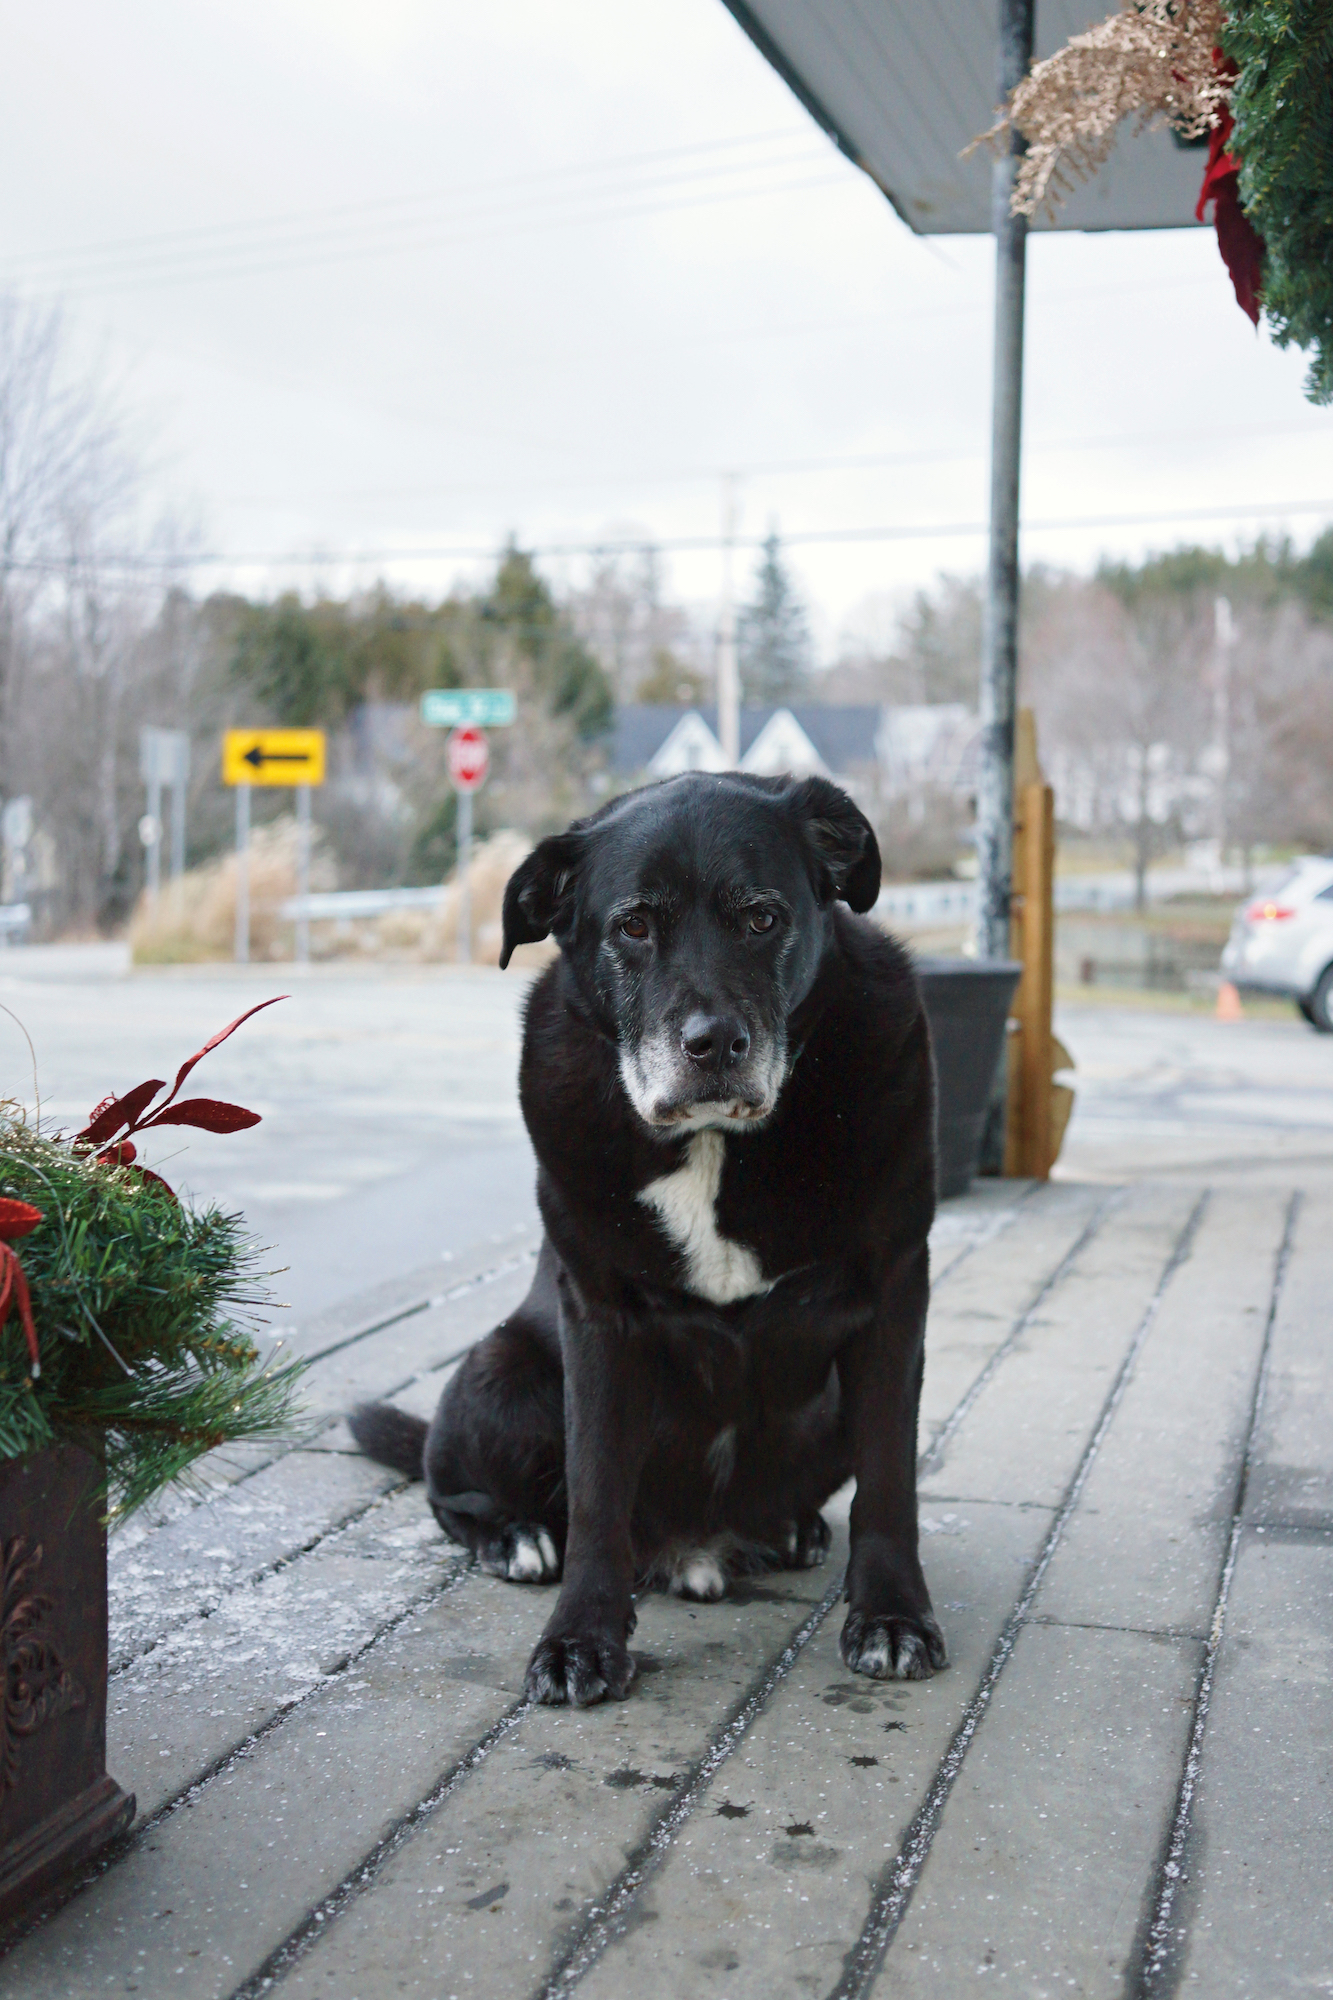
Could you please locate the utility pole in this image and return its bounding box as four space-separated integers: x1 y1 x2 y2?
295 783 312 966
139 727 190 900
1213 595 1235 866
456 788 473 963
974 0 1034 963
234 783 251 964
716 474 741 767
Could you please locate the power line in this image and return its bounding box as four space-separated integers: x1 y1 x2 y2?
11 495 1332 578
6 142 843 299
219 416 1333 509
3 127 811 275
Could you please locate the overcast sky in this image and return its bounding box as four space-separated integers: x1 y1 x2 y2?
3 0 1330 656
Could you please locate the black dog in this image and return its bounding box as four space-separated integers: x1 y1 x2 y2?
350 771 946 1707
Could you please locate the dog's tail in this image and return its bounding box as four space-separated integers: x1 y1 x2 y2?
348 1401 428 1479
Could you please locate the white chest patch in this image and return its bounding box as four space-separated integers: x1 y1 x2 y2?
637 1130 772 1305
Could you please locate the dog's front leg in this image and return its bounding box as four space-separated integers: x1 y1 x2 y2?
838 1246 948 1683
524 1284 652 1708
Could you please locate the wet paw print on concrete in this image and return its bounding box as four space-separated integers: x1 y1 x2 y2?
715 1799 751 1819
464 1881 508 1913
821 1680 909 1715
849 1755 879 1768
604 1768 678 1791
784 1821 814 1836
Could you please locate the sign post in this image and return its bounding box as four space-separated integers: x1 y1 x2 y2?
445 726 490 963
139 728 191 902
222 729 326 966
420 691 515 965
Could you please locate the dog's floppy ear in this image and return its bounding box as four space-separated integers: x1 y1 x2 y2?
499 832 583 968
789 776 881 913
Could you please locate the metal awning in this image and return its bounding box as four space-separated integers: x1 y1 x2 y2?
723 0 1205 233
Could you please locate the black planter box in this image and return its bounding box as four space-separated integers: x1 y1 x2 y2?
0 1444 135 1926
918 958 1022 1200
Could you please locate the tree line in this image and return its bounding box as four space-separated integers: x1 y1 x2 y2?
2 289 1330 935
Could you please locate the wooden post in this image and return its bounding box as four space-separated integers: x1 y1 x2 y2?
1005 771 1055 1177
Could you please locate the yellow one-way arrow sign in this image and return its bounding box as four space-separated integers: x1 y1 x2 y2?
223 728 326 787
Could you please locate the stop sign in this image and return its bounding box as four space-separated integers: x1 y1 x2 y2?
447 725 489 792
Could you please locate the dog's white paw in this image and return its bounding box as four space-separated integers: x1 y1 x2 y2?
780 1514 832 1569
840 1607 948 1681
479 1524 562 1584
669 1550 727 1601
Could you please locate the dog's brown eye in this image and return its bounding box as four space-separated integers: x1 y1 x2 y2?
619 914 650 940
749 910 776 934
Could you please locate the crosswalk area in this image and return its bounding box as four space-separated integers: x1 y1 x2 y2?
2 1173 1328 2000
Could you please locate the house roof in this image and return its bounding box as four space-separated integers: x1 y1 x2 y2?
610 704 885 776
721 1 1207 235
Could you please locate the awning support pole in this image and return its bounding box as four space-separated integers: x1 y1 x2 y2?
976 0 1034 963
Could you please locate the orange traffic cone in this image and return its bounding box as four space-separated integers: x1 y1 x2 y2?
1216 981 1245 1022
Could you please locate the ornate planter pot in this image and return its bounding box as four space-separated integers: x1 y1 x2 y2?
0 1444 134 1925
918 957 1023 1199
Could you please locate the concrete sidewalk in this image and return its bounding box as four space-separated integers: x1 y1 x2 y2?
2 1171 1329 1999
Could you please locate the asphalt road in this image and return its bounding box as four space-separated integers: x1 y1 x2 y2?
1053 993 1333 1185
0 945 539 1342
3 945 1330 1345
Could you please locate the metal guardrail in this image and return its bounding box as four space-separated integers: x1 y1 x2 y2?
278 864 1289 935
278 886 446 922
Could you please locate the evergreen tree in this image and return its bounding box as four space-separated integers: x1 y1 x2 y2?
738 532 813 705
482 545 613 739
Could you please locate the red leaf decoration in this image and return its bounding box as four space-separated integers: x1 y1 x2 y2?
158 996 287 1114
142 1098 262 1134
1195 79 1264 327
77 1077 167 1145
97 1141 139 1167
0 1199 43 1241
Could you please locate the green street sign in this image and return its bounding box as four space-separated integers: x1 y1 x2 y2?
420 688 516 729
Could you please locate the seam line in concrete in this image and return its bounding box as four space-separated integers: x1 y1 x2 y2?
108 1474 414 1678
227 1699 533 2000
925 1179 1042 1291
918 1186 1123 1481
531 1571 847 2000
1 1559 474 1956
824 1188 1210 2000
302 1248 539 1366
1242 1515 1333 1540
1131 1187 1301 2000
106 1245 541 1548
1023 1612 1208 1644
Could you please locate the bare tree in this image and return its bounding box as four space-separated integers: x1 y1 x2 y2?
1026 577 1211 907
567 543 699 702
0 297 134 805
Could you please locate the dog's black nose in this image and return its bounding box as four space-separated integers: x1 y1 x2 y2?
680 1012 750 1071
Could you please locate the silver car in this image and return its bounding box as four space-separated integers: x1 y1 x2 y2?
1222 855 1333 1031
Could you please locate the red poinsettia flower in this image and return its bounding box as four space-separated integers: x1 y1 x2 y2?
0 1199 44 1376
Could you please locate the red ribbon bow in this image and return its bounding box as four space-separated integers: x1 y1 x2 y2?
0 1198 43 1377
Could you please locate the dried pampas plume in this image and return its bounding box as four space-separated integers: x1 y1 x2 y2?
970 0 1230 218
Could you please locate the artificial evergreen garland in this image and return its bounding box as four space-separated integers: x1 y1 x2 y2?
1222 2 1333 403
979 0 1333 403
0 1000 305 1517
0 1112 303 1517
